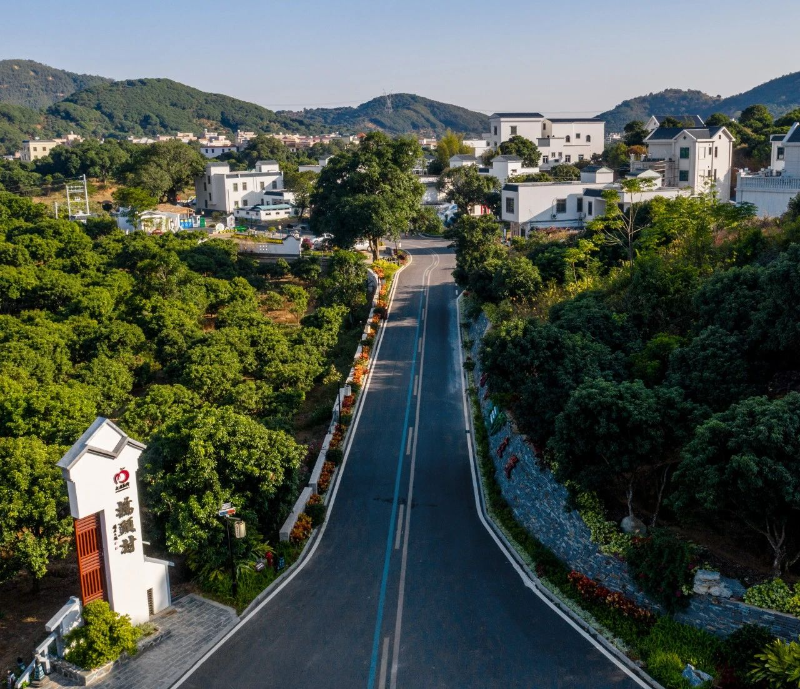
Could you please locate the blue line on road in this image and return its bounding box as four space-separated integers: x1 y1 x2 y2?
366 275 425 689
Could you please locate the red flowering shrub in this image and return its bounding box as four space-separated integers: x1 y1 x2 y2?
567 571 655 625
290 513 312 543
317 461 336 493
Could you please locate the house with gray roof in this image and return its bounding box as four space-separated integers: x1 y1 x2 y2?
738 121 800 216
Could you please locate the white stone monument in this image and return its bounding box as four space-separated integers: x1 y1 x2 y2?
58 418 171 625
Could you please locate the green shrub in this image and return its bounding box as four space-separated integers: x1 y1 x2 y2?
744 579 800 615
340 410 353 426
626 529 696 612
306 502 327 527
349 381 362 396
640 617 719 689
65 601 142 669
749 638 800 688
571 487 632 556
463 359 475 371
717 624 776 684
326 447 344 465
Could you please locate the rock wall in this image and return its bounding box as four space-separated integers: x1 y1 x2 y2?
467 312 800 641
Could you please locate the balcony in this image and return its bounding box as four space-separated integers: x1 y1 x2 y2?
738 174 800 191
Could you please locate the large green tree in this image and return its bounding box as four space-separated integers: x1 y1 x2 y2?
125 140 205 203
310 132 423 260
0 437 72 590
497 135 541 167
672 393 800 575
438 165 500 215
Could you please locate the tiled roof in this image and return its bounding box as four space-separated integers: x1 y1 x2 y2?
653 115 705 127
489 112 544 118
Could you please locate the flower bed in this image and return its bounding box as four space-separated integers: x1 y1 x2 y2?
317 461 336 494
290 513 312 543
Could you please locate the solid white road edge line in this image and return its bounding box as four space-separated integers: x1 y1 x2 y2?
170 251 415 689
454 293 656 689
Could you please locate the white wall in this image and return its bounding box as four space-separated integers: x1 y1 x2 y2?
195 163 285 213
488 116 545 149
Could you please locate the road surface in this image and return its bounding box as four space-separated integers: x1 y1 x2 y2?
175 237 643 689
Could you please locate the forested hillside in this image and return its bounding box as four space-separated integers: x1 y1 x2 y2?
0 60 111 109
287 93 489 136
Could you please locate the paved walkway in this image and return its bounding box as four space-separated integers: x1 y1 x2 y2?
41 595 237 689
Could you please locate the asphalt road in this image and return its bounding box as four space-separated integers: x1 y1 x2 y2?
175 237 643 689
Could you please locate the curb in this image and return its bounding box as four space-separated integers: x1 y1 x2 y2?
238 253 412 619
455 294 665 689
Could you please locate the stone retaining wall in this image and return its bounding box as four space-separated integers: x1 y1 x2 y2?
467 312 800 641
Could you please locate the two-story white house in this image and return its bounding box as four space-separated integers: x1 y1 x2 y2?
737 122 800 217
501 165 686 236
194 161 285 214
631 126 734 202
487 113 605 168
446 153 538 184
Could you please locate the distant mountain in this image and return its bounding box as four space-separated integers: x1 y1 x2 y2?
597 89 723 133
599 72 800 132
716 71 800 119
283 93 489 136
0 59 111 110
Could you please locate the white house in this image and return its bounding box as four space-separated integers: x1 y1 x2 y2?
631 126 734 202
298 155 334 174
234 203 298 223
200 143 237 158
488 155 538 184
195 161 285 214
501 165 685 235
487 113 605 167
737 122 800 217
57 418 171 625
463 137 492 158
448 153 479 168
644 115 705 132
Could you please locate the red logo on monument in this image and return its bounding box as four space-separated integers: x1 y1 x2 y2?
114 468 130 492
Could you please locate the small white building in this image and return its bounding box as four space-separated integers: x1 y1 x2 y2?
463 137 492 158
644 115 705 133
195 160 285 214
57 418 171 625
200 143 237 158
501 165 685 235
737 122 800 217
488 155 538 184
631 126 734 202
487 113 605 166
298 155 334 174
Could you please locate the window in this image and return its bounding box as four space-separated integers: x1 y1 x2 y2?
203 182 207 191
778 147 785 160
271 180 278 189
578 154 584 161
542 156 549 164
260 181 265 190
586 135 591 143
576 133 581 139
234 200 240 208
505 197 515 214
493 126 497 135
588 201 593 215
233 183 238 192
556 199 567 213
680 147 690 159
262 198 265 205
510 126 517 135
565 155 571 163
207 176 211 183
679 170 689 182
577 197 583 213
565 135 571 143
713 169 718 181
242 183 248 191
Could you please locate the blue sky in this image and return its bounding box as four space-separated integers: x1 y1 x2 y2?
4 0 800 115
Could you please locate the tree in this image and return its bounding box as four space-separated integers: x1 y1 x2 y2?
740 104 774 132
142 406 305 568
507 172 552 183
623 120 648 146
411 205 444 235
550 164 581 181
672 393 800 575
491 255 542 303
434 130 474 170
0 437 72 590
283 169 317 221
119 384 202 441
497 135 541 167
446 215 506 299
438 165 500 215
64 601 141 669
125 140 205 203
605 142 630 170
705 112 733 127
310 132 423 260
321 250 368 319
281 284 309 322
588 178 655 262
112 186 158 231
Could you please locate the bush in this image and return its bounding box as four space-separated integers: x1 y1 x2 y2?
744 579 800 615
291 255 321 280
749 638 800 688
717 624 776 685
626 530 697 612
65 601 142 669
306 501 326 527
571 488 632 556
290 513 312 543
327 447 344 465
640 617 720 689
